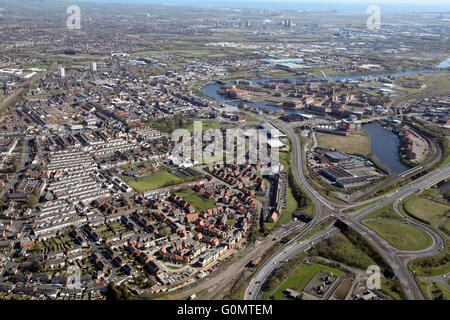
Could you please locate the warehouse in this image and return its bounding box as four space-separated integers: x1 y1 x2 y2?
319 167 353 182
325 151 349 162
336 176 368 189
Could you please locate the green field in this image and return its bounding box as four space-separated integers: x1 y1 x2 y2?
175 188 217 212
185 120 221 133
316 132 371 156
404 197 449 225
364 220 432 251
409 240 450 277
272 263 344 300
127 170 184 192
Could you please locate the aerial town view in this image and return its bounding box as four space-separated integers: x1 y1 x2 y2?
0 0 449 310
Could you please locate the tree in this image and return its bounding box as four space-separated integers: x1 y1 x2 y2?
26 194 39 208
105 283 122 300
119 284 130 300
159 226 170 237
31 261 44 272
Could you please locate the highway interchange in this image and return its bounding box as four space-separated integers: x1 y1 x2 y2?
245 121 450 300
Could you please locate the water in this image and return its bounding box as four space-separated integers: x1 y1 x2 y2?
362 123 408 174
437 57 450 69
201 82 299 113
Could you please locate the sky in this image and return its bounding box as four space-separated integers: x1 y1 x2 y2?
77 0 450 12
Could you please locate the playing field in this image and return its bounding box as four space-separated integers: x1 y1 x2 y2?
185 120 221 133
127 170 184 192
175 188 217 212
273 263 344 300
317 132 371 156
364 220 432 251
404 197 449 225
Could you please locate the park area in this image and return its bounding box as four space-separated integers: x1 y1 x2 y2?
127 170 185 192
404 196 449 226
364 220 432 251
317 132 371 156
272 263 344 300
175 188 217 212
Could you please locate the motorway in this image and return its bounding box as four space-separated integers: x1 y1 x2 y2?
245 121 450 300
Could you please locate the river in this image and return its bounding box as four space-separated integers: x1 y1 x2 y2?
200 68 442 174
201 69 438 113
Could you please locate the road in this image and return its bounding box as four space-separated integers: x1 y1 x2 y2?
245 121 450 300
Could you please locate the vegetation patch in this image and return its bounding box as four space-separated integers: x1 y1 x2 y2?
404 196 449 226
410 249 450 277
271 263 344 300
316 132 371 156
363 203 403 221
175 188 217 212
378 278 408 300
309 232 377 270
127 170 185 192
311 228 391 272
364 220 432 251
